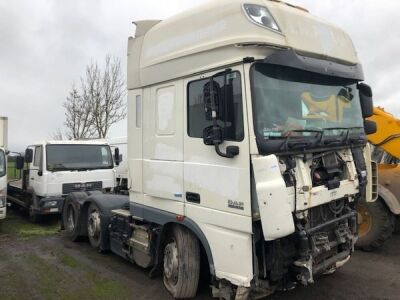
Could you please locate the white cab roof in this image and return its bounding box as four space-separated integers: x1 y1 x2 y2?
128 0 359 89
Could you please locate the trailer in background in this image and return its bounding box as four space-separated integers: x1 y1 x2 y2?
0 117 8 224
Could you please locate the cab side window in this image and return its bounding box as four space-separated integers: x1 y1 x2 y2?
187 71 244 141
33 146 42 168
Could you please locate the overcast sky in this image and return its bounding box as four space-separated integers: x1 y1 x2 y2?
1 0 399 150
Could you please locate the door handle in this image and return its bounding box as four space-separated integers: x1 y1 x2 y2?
186 192 200 204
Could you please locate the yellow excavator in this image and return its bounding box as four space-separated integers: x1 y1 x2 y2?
357 107 400 251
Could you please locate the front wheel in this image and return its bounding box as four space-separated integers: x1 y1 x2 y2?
356 198 395 251
163 226 200 299
29 205 41 223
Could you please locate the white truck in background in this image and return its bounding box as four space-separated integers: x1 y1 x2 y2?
62 1 377 299
7 140 118 222
0 117 8 224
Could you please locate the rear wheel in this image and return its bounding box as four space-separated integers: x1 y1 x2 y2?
87 203 102 249
163 226 200 299
357 198 395 251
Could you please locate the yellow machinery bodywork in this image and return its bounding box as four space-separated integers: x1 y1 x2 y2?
355 107 400 250
368 107 400 215
368 107 400 159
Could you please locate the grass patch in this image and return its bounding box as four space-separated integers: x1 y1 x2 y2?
61 254 79 268
87 271 131 299
0 211 59 238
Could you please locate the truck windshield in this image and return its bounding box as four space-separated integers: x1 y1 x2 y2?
251 63 364 142
46 145 113 171
0 149 5 177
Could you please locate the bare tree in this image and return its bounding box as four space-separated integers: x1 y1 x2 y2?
51 127 64 140
63 86 95 139
63 55 126 139
82 55 126 138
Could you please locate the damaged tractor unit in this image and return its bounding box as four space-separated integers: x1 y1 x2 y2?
62 1 377 299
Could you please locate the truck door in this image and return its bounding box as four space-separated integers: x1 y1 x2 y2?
183 65 251 218
183 65 254 283
29 145 45 196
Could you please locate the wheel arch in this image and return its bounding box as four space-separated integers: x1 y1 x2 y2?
133 203 215 276
378 184 400 215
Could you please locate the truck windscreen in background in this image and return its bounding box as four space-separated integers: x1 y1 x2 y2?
250 63 364 140
0 149 5 177
46 145 113 172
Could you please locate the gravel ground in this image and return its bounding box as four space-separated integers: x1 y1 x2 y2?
0 210 399 300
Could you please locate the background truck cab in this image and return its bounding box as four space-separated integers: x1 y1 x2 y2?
7 140 117 221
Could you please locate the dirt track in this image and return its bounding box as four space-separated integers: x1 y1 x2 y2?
0 210 399 300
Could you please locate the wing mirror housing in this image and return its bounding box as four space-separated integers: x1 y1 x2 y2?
16 156 25 170
364 120 377 135
358 83 373 118
114 147 120 166
203 125 239 158
24 148 33 164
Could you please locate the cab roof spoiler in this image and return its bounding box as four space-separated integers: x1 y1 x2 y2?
263 50 364 81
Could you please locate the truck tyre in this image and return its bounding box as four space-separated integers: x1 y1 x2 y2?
163 225 200 299
62 198 81 242
357 198 395 251
87 202 102 249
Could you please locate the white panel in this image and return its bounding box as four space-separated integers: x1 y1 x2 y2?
143 82 183 162
128 90 143 193
252 155 295 241
143 160 183 201
156 86 175 135
186 204 253 287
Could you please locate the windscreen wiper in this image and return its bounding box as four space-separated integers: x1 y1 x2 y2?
321 127 350 146
281 129 323 151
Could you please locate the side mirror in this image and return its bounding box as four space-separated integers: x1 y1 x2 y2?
203 125 239 158
358 83 373 118
38 171 43 176
16 156 25 170
364 120 377 135
24 149 33 164
203 125 223 146
114 148 120 166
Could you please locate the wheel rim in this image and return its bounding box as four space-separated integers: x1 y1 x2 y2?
163 240 179 288
66 205 75 232
88 209 101 241
358 205 373 238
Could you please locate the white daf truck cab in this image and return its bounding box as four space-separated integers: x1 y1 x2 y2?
8 140 117 222
0 117 8 224
62 1 377 299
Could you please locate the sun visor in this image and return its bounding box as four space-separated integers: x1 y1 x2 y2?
263 50 364 80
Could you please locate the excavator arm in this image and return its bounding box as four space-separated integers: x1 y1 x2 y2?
367 107 400 159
